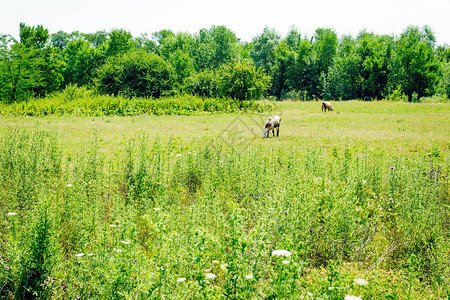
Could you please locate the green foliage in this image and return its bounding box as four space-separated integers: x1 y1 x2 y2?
357 32 392 99
313 28 338 76
96 50 175 98
437 62 450 98
325 48 361 100
249 26 280 74
184 69 219 98
0 24 65 103
388 26 439 102
19 22 49 49
0 124 448 298
0 86 269 116
62 39 106 87
386 88 408 102
1 23 450 103
218 61 271 100
168 50 195 90
16 200 58 299
105 29 134 57
192 26 239 70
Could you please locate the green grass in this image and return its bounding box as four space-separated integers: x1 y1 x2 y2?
0 100 449 299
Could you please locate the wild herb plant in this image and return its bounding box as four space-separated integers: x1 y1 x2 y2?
0 125 449 299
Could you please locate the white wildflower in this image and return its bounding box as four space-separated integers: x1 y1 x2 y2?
113 248 123 253
66 184 74 187
205 273 216 280
177 277 186 282
353 278 368 286
176 154 182 157
120 240 130 245
271 250 292 257
345 296 362 300
7 212 17 216
307 292 313 297
74 253 85 257
87 253 94 256
109 224 118 227
245 274 254 280
282 260 290 264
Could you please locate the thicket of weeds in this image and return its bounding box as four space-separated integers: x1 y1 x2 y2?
0 128 449 299
0 87 271 117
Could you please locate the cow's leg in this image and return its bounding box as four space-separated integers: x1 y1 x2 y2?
276 127 279 136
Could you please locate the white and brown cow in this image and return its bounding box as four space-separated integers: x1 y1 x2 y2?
262 115 281 138
321 101 333 112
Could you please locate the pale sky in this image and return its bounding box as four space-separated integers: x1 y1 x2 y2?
2 0 450 45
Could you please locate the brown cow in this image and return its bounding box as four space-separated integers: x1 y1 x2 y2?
321 101 333 112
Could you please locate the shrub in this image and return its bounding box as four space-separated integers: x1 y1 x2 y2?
96 50 175 98
218 61 271 100
183 69 219 98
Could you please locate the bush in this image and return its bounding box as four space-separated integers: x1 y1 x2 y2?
218 61 271 100
96 50 175 98
183 70 219 98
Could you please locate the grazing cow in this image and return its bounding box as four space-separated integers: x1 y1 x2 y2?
262 115 281 138
321 101 333 112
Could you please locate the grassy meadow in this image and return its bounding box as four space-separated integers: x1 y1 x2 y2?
0 100 449 299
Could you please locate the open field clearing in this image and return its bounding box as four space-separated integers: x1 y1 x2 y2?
1 100 449 155
0 100 449 299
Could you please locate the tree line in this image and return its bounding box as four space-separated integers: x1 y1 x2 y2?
0 23 449 103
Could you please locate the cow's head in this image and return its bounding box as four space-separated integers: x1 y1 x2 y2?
262 123 272 138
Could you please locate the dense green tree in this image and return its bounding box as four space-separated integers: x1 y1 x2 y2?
356 32 393 99
284 27 302 50
284 39 314 97
210 26 239 68
19 22 49 49
388 26 439 101
249 27 280 74
191 26 239 70
168 49 195 90
96 50 174 98
312 28 338 76
324 43 361 100
105 29 135 57
83 30 108 48
271 41 295 99
0 44 41 102
308 28 338 99
134 33 157 53
155 31 195 60
51 31 71 50
0 24 64 102
62 39 106 87
436 62 450 98
436 45 450 62
192 28 215 70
